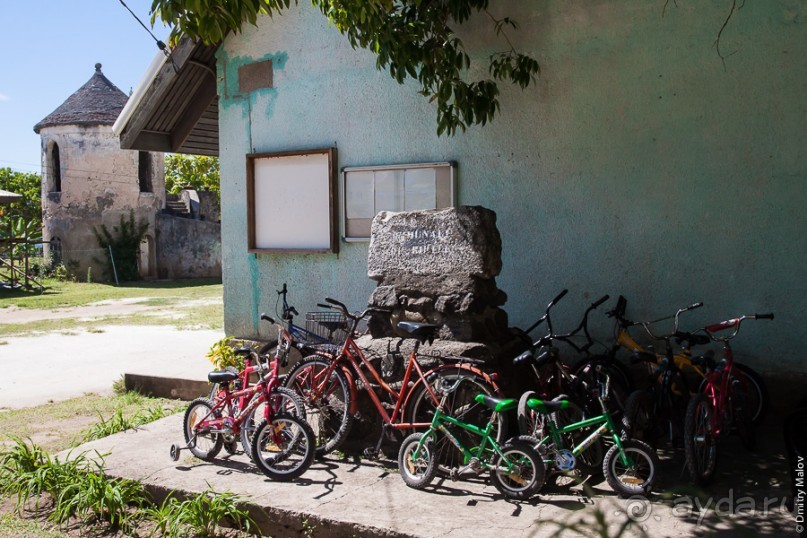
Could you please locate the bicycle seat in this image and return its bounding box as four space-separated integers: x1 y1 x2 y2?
473 394 516 413
234 347 253 356
525 398 572 415
208 370 239 384
676 333 710 347
512 349 553 369
396 321 439 344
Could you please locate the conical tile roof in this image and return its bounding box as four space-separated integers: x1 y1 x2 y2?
33 63 128 133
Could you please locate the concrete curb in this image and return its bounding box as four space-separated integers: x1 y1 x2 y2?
124 373 209 401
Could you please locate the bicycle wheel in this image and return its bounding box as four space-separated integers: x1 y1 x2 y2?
282 355 353 457
490 438 545 500
251 413 316 481
603 439 660 496
684 393 718 485
408 367 504 471
183 398 223 460
622 389 655 444
572 356 633 410
398 432 437 489
733 363 768 425
240 387 306 459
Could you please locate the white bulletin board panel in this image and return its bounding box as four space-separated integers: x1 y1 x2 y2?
247 149 337 253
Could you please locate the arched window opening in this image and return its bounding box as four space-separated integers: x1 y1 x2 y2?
50 143 62 192
138 151 153 193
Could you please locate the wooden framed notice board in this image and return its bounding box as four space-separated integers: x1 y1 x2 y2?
246 148 338 254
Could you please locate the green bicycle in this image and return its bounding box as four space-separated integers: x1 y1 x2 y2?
398 379 545 500
520 379 660 497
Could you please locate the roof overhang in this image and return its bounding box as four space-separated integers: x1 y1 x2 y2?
113 37 220 157
0 189 22 205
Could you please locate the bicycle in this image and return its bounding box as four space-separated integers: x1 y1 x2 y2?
398 378 545 500
513 290 627 480
620 301 702 448
683 312 774 485
282 297 503 462
171 315 316 481
587 295 769 425
520 378 661 497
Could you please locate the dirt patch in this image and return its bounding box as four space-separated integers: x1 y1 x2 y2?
0 298 220 325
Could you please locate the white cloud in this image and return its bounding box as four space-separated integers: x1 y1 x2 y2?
0 94 9 101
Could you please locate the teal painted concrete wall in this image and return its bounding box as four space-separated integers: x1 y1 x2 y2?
217 1 806 374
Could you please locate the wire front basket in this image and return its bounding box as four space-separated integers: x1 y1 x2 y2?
304 311 349 352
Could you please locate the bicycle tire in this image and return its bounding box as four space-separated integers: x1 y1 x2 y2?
622 389 655 444
240 387 306 459
183 398 223 460
398 432 437 489
733 363 769 426
603 438 660 497
683 392 718 485
490 438 545 500
572 356 634 401
282 355 353 457
251 413 316 481
407 366 505 471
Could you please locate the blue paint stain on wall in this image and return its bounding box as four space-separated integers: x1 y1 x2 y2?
248 254 261 332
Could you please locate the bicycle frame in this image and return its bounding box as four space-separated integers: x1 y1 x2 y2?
538 409 631 467
305 332 440 430
413 406 511 471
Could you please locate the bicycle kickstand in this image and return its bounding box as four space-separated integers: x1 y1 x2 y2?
363 424 390 460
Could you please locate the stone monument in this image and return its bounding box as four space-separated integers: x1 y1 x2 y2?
362 206 518 363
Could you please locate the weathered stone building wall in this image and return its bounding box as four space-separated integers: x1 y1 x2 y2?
39 124 164 278
154 213 221 279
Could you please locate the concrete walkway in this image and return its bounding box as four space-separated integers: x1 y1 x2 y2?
65 414 800 537
0 325 221 409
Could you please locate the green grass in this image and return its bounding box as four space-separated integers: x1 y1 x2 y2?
0 514 65 538
0 392 186 453
0 278 223 337
0 278 222 310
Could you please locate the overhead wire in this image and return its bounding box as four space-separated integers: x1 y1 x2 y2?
116 0 179 73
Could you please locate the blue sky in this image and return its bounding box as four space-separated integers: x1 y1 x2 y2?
0 0 171 175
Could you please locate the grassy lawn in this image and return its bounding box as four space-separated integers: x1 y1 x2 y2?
0 391 186 454
0 279 223 337
0 278 222 310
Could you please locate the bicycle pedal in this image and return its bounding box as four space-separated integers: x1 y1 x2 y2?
362 448 380 460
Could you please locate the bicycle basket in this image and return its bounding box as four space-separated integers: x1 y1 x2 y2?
304 311 349 351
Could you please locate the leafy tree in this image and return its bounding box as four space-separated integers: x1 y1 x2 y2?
164 154 220 197
93 211 149 282
0 167 42 225
150 0 539 135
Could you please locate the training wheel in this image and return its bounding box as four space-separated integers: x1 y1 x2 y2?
169 444 180 461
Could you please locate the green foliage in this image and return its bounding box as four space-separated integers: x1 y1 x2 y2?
149 0 539 136
146 488 255 538
206 337 245 371
80 403 172 443
164 154 220 197
0 438 148 531
93 210 149 282
0 216 43 259
0 167 42 225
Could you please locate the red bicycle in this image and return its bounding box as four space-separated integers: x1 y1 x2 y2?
171 315 315 481
282 297 503 464
683 312 773 485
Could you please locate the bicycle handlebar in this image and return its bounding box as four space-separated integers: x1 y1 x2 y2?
592 294 610 309
550 289 568 307
260 312 275 324
703 313 774 341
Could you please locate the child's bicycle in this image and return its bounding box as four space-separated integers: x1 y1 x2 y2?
683 312 773 485
171 315 316 481
520 377 660 496
398 378 545 500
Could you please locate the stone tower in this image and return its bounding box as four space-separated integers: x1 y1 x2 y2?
33 63 165 279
